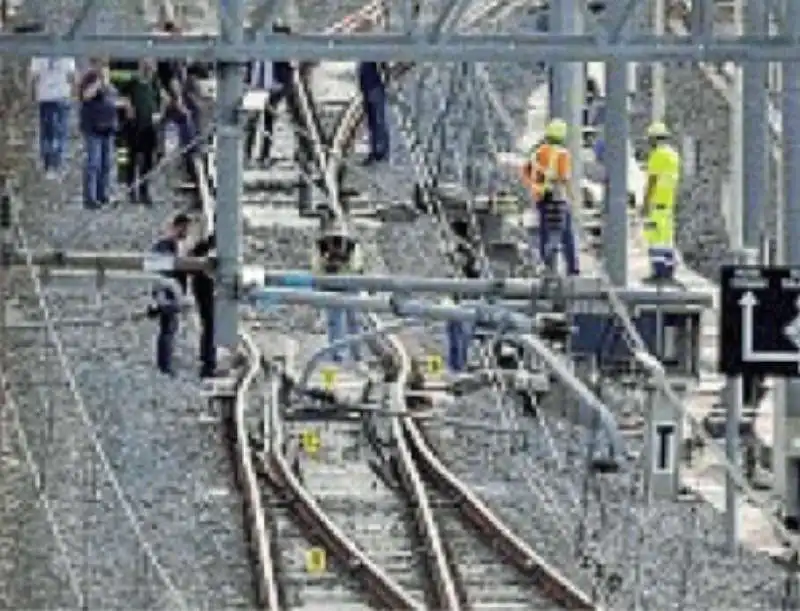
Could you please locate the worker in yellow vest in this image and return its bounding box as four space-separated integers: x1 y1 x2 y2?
643 122 681 281
520 118 579 275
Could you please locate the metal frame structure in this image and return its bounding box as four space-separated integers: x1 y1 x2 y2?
7 32 800 62
4 0 800 565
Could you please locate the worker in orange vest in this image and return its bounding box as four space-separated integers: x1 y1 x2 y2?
520 118 579 275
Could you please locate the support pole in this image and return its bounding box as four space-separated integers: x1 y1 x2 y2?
604 47 629 286
215 0 245 358
782 0 800 527
651 0 665 123
723 0 746 553
550 0 583 208
727 0 744 260
0 182 9 454
724 374 742 552
743 0 768 249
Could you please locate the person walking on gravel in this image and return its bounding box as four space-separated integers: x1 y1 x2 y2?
148 213 191 376
121 59 160 205
30 54 75 178
244 23 295 168
79 58 118 209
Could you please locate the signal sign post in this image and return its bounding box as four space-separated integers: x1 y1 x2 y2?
720 266 800 377
720 264 800 545
643 380 682 503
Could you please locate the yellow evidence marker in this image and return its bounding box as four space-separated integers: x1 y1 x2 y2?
320 366 337 391
426 354 444 376
305 547 327 573
300 429 321 456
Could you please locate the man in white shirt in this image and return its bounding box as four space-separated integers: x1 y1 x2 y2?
30 56 76 177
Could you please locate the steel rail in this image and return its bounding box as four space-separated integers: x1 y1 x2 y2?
258 356 426 609
231 329 281 609
234 9 448 604
190 149 280 609
404 414 598 610
317 29 596 607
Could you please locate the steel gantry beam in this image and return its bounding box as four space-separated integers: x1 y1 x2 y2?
6 32 800 61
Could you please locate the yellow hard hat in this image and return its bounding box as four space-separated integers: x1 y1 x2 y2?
545 118 568 142
647 122 670 139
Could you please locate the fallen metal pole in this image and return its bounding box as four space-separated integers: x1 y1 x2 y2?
251 287 626 457
254 269 713 306
4 250 212 273
298 320 423 389
250 287 535 329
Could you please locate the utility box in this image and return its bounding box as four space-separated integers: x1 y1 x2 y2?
569 294 706 379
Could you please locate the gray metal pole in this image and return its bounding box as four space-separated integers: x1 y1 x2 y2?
743 0 768 248
251 269 714 304
215 0 245 354
724 375 742 553
550 0 583 203
604 56 629 285
782 0 800 525
651 0 665 123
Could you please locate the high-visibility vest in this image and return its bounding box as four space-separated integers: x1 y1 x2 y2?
646 144 680 209
521 143 571 202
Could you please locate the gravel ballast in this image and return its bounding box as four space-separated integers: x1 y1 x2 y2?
0 2 255 606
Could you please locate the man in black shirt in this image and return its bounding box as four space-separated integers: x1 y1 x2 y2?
122 59 160 204
189 233 216 378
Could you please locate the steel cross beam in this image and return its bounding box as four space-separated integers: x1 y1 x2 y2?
3 250 212 273
252 269 714 306
6 32 800 61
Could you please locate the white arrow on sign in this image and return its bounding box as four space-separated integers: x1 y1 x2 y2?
739 291 800 370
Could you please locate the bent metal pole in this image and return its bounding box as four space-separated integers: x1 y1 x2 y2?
249 287 627 457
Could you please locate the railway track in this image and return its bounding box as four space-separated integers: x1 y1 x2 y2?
212 3 600 608
250 334 453 610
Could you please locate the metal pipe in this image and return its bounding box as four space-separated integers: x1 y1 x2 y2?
724 375 742 553
251 288 626 455
604 49 629 285
253 269 714 305
215 0 245 352
743 0 769 248
651 0 666 123
297 320 422 388
550 0 583 206
10 33 800 62
3 250 210 272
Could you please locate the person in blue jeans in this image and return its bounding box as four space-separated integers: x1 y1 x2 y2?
357 62 390 165
446 317 471 372
147 213 191 376
312 227 364 363
79 58 118 209
30 56 75 176
39 101 70 173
